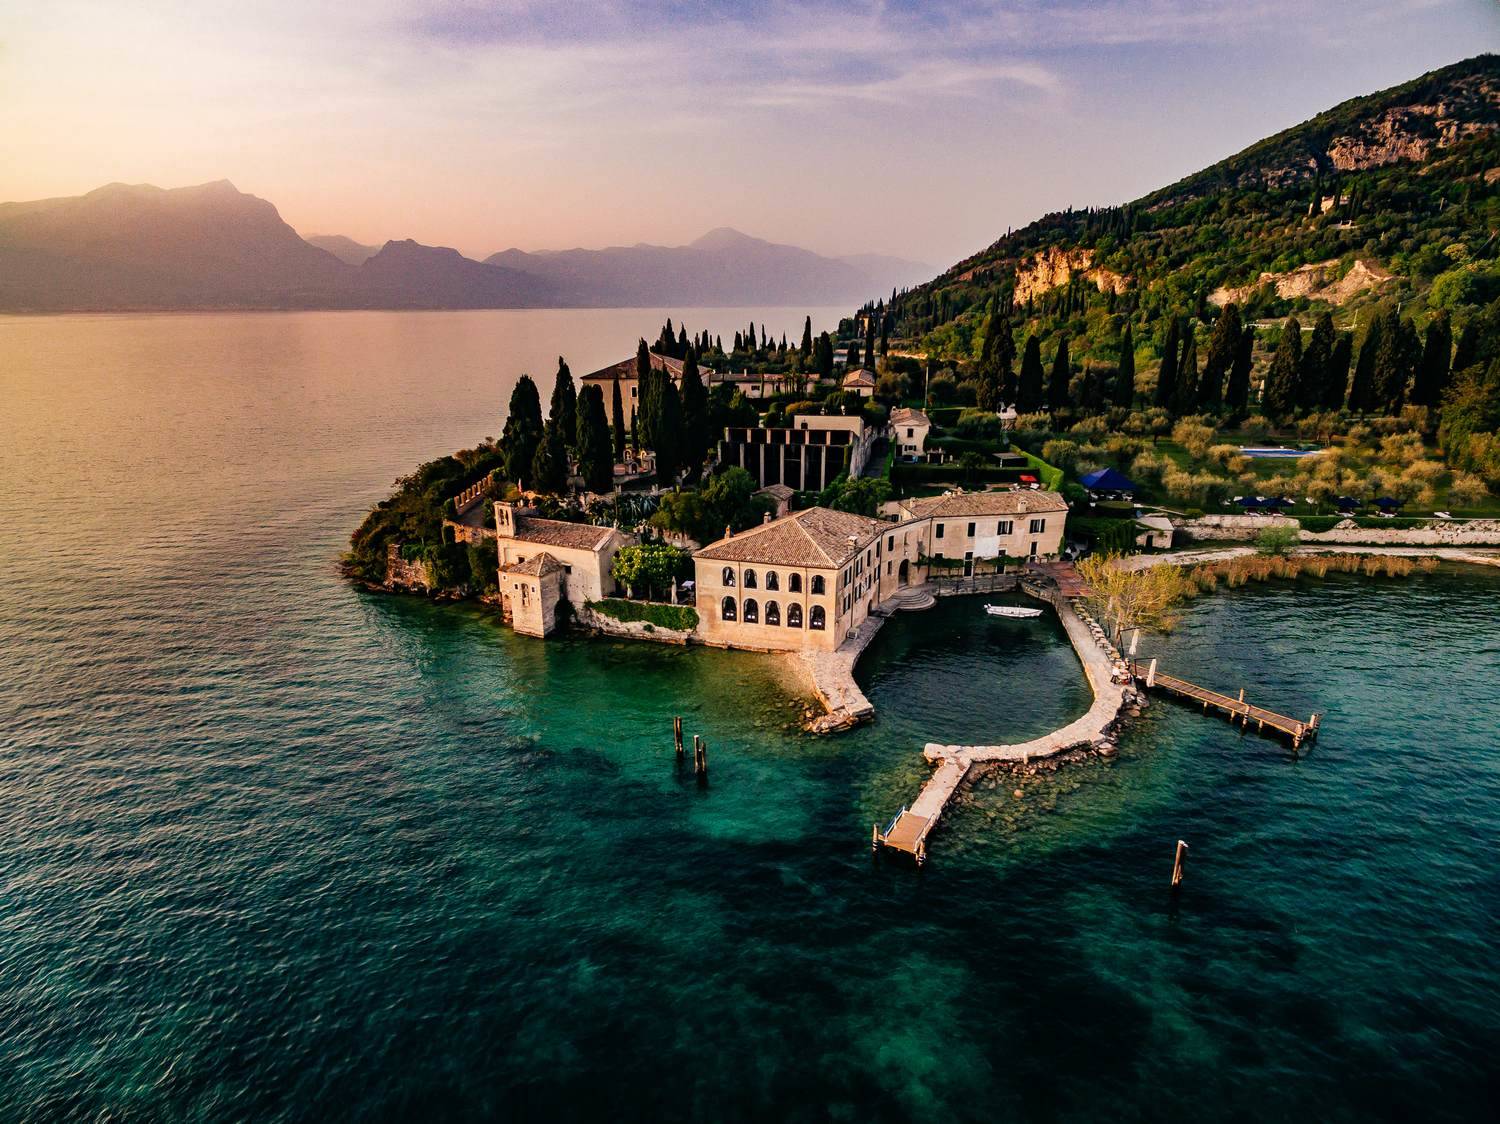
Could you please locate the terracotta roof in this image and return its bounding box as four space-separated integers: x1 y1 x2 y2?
695 507 885 568
890 407 930 427
897 489 1069 519
756 483 795 500
842 367 876 387
580 352 684 382
500 551 565 577
512 515 616 552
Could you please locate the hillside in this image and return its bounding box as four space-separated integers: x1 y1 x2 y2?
882 55 1500 370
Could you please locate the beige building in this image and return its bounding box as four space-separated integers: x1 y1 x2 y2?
692 507 927 652
841 368 877 397
890 407 931 458
892 490 1068 570
493 501 636 637
579 351 685 416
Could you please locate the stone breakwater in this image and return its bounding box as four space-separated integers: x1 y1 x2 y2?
1175 515 1500 547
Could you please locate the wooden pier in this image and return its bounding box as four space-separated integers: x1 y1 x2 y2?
1131 660 1320 749
873 758 970 865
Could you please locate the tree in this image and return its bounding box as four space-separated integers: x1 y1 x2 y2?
800 315 813 357
1324 333 1352 410
1262 316 1301 419
1347 314 1383 413
502 375 544 488
1255 524 1299 556
654 379 683 486
1371 309 1416 413
1174 328 1198 416
1047 333 1071 412
1438 358 1500 486
679 348 710 479
610 378 626 461
976 309 1015 410
815 332 835 383
575 385 614 493
1075 554 1195 643
1299 313 1334 412
1017 334 1045 412
864 317 876 370
1113 322 1136 408
530 419 569 494
549 357 577 446
819 475 890 515
1411 310 1453 408
1154 317 1180 410
1225 328 1253 418
611 542 691 601
652 466 773 543
1199 305 1238 411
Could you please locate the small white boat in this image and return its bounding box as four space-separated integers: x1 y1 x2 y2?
984 604 1043 619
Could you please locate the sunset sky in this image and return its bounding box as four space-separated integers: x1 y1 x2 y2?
4 1 1497 267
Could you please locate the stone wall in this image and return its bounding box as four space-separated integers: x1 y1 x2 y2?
1175 515 1500 547
385 543 433 590
575 603 694 645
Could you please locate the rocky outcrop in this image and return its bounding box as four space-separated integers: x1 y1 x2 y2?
1173 514 1500 546
1013 246 1129 305
1328 78 1499 172
1209 257 1394 307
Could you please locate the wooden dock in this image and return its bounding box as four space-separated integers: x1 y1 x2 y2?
873 758 970 864
1131 659 1320 749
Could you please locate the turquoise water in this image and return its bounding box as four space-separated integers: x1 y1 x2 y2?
3 313 1500 1121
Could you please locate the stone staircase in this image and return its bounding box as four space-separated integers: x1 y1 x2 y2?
888 584 937 611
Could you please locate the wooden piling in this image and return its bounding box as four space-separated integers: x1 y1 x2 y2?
694 737 707 776
1170 839 1188 890
674 716 684 756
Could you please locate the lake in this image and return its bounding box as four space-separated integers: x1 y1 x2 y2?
2 311 1499 1122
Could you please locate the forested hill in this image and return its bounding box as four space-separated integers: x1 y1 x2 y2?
879 55 1500 363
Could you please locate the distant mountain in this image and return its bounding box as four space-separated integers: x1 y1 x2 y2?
305 234 380 266
0 181 925 311
484 227 930 307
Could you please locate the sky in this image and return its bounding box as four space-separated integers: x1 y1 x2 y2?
3 1 1498 268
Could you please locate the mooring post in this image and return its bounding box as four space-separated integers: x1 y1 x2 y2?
871 823 880 851
1171 840 1189 890
674 716 684 756
694 737 708 777
1146 658 1157 689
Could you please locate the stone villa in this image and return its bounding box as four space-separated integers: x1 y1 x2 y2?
492 501 636 637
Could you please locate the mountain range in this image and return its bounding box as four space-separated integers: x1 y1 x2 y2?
0 184 929 312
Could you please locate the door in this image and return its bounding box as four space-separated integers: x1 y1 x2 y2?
963 551 974 577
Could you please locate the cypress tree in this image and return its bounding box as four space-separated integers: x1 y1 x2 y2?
1324 333 1352 410
575 385 614 493
1200 304 1240 410
1047 334 1072 412
1225 329 1253 419
654 380 683 486
502 374 544 488
678 324 689 355
549 357 577 448
977 310 1014 410
1154 316 1180 410
1299 313 1335 412
629 407 638 453
1262 316 1302 420
636 339 658 449
800 316 813 357
815 332 835 383
610 378 626 461
1112 322 1136 408
530 419 569 494
1411 311 1453 408
1347 314 1383 413
1372 311 1415 413
679 348 709 478
1175 328 1199 416
1018 335 1045 412
864 318 876 369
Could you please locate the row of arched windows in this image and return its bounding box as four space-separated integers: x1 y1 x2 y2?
721 567 823 595
720 598 823 629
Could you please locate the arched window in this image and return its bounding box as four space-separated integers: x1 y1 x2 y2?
721 596 737 621
787 604 803 628
765 601 780 626
810 575 825 595
743 598 759 624
809 605 825 630
743 569 758 589
788 573 802 593
722 567 736 587
765 570 779 591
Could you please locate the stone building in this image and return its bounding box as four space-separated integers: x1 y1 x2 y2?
718 414 876 492
578 351 685 417
493 501 636 636
890 406 931 458
892 490 1067 570
841 368 877 397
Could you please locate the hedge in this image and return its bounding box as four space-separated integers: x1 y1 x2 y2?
590 599 699 631
1017 450 1064 492
891 463 1025 486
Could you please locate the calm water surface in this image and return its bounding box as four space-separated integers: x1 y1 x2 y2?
2 312 1499 1121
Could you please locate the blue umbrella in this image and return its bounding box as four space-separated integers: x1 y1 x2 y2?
1334 496 1360 509
1375 497 1401 509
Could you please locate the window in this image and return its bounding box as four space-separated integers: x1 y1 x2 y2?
905 427 914 438
998 520 1013 535
789 573 802 593
765 601 780 626
765 571 779 591
722 567 736 587
887 535 894 551
810 605 825 630
967 522 975 536
1029 518 1046 534
743 598 759 623
810 575 825 595
721 596 737 621
787 604 803 628
743 569 757 589
935 523 945 539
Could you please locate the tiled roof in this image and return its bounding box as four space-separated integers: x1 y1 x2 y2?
890 407 930 427
500 551 565 577
580 352 684 382
897 489 1069 519
512 516 615 552
756 483 795 500
695 507 885 568
842 368 876 387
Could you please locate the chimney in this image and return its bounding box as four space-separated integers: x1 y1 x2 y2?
763 512 772 524
725 524 733 539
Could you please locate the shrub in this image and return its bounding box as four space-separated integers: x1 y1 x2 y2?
589 599 699 632
1255 524 1300 555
